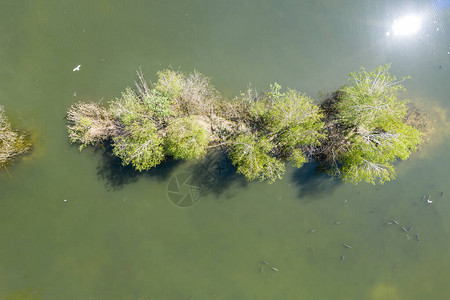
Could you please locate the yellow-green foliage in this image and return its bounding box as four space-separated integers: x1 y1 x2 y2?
110 88 151 126
0 106 31 168
112 120 164 171
153 69 185 100
165 116 210 160
228 134 285 183
334 64 421 184
66 65 424 185
229 83 324 182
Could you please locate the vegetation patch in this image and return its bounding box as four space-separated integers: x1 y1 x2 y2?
0 106 32 170
67 65 428 185
317 64 422 184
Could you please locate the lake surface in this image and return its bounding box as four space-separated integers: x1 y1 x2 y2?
1 0 450 299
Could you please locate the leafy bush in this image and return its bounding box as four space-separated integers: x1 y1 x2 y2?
322 64 421 184
228 83 324 181
165 116 210 160
112 120 164 171
110 88 151 126
153 69 185 100
228 134 285 183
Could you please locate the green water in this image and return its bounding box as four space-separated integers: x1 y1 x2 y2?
1 0 450 299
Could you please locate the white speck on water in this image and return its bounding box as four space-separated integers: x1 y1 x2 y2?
73 65 81 72
64 199 67 202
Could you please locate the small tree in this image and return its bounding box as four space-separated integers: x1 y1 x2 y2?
165 116 211 160
228 134 285 183
227 83 323 183
320 64 421 184
112 120 165 171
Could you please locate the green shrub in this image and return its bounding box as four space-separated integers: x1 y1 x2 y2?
327 64 421 184
112 120 164 171
165 116 210 160
228 134 285 183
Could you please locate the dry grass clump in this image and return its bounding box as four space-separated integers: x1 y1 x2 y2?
0 106 31 168
67 102 120 150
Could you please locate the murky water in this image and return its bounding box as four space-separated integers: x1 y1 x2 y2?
1 0 450 299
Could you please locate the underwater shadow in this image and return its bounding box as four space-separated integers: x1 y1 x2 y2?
189 149 248 197
96 149 181 191
291 162 341 201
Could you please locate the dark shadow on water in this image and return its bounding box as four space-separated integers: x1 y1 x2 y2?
291 162 341 201
189 149 248 197
96 149 181 191
95 146 244 194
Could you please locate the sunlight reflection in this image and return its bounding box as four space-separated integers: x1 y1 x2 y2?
390 15 423 36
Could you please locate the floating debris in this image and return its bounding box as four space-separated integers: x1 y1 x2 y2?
343 243 352 249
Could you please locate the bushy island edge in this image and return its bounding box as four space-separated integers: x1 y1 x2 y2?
0 106 32 171
66 64 423 185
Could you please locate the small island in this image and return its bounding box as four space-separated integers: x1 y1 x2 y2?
67 64 424 184
0 106 32 172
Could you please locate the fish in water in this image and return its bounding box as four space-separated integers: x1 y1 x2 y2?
441 192 444 198
401 227 408 233
392 220 399 225
261 261 269 265
270 267 279 272
335 221 343 225
340 255 345 262
426 195 432 204
343 244 352 249
309 229 316 233
408 226 414 232
73 64 81 72
259 266 264 273
416 233 420 241
386 221 394 225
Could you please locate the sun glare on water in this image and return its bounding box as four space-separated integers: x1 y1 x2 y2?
390 15 422 36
